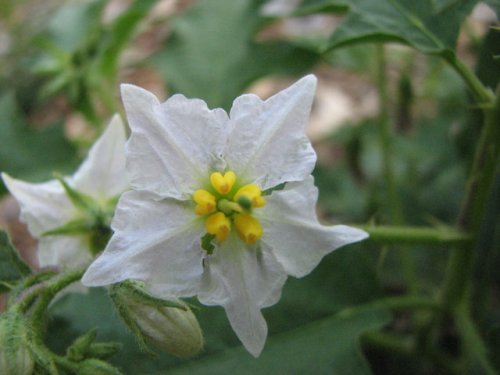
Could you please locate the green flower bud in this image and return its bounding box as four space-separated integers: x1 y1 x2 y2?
0 311 35 375
110 281 203 358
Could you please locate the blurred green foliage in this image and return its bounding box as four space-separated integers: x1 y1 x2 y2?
0 0 499 374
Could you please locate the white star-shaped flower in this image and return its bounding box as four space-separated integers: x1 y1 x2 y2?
82 76 368 356
2 115 128 270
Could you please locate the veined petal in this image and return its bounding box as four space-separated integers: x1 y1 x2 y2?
1 174 75 237
121 84 229 200
257 176 368 278
38 236 92 269
73 115 128 200
82 190 205 297
199 234 286 357
225 75 317 190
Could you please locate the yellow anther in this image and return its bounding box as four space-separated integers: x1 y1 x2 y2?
193 189 216 216
210 171 236 195
234 184 266 208
234 214 263 245
205 212 231 242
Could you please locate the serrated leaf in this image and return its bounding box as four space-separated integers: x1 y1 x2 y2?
300 0 479 55
152 0 319 109
0 93 77 182
0 230 32 292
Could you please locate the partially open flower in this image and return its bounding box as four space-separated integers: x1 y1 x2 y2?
1 115 128 270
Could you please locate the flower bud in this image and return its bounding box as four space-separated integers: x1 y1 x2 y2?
0 311 35 375
110 281 203 358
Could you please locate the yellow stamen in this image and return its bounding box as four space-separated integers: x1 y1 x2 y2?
205 212 231 242
193 189 216 216
234 184 266 208
210 171 236 195
234 213 263 245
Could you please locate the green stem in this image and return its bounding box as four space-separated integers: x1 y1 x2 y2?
366 295 442 313
362 331 414 357
376 45 418 295
358 225 472 246
441 85 500 310
29 268 86 332
445 52 494 106
376 45 402 223
454 304 497 375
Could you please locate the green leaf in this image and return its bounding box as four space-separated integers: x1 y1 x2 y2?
0 230 32 292
152 0 319 109
166 305 390 375
98 0 159 76
0 93 77 183
300 0 478 55
45 0 106 53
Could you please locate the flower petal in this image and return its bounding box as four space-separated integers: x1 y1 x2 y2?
121 84 229 199
73 115 128 199
1 173 74 237
199 235 287 357
82 190 205 297
225 75 317 189
38 236 92 269
257 176 368 278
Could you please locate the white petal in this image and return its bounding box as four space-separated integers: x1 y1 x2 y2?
73 115 128 199
1 173 75 237
257 176 368 278
121 84 229 199
199 235 287 357
82 190 205 297
225 75 317 189
38 236 92 269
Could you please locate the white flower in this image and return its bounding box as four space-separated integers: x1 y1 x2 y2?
81 76 368 356
1 115 128 270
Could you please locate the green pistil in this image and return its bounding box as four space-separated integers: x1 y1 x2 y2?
217 199 243 215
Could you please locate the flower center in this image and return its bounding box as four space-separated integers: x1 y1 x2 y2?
193 171 266 245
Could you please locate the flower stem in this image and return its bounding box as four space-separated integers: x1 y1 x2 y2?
29 268 86 332
376 45 417 295
441 84 500 311
358 225 472 246
444 52 494 106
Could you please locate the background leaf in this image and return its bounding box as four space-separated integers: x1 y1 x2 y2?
298 0 479 55
166 305 391 375
152 0 319 109
0 93 77 187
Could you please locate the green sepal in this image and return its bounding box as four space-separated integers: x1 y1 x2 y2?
42 218 93 237
86 342 122 360
109 280 187 310
66 329 98 362
54 173 97 214
77 358 123 375
108 290 153 355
